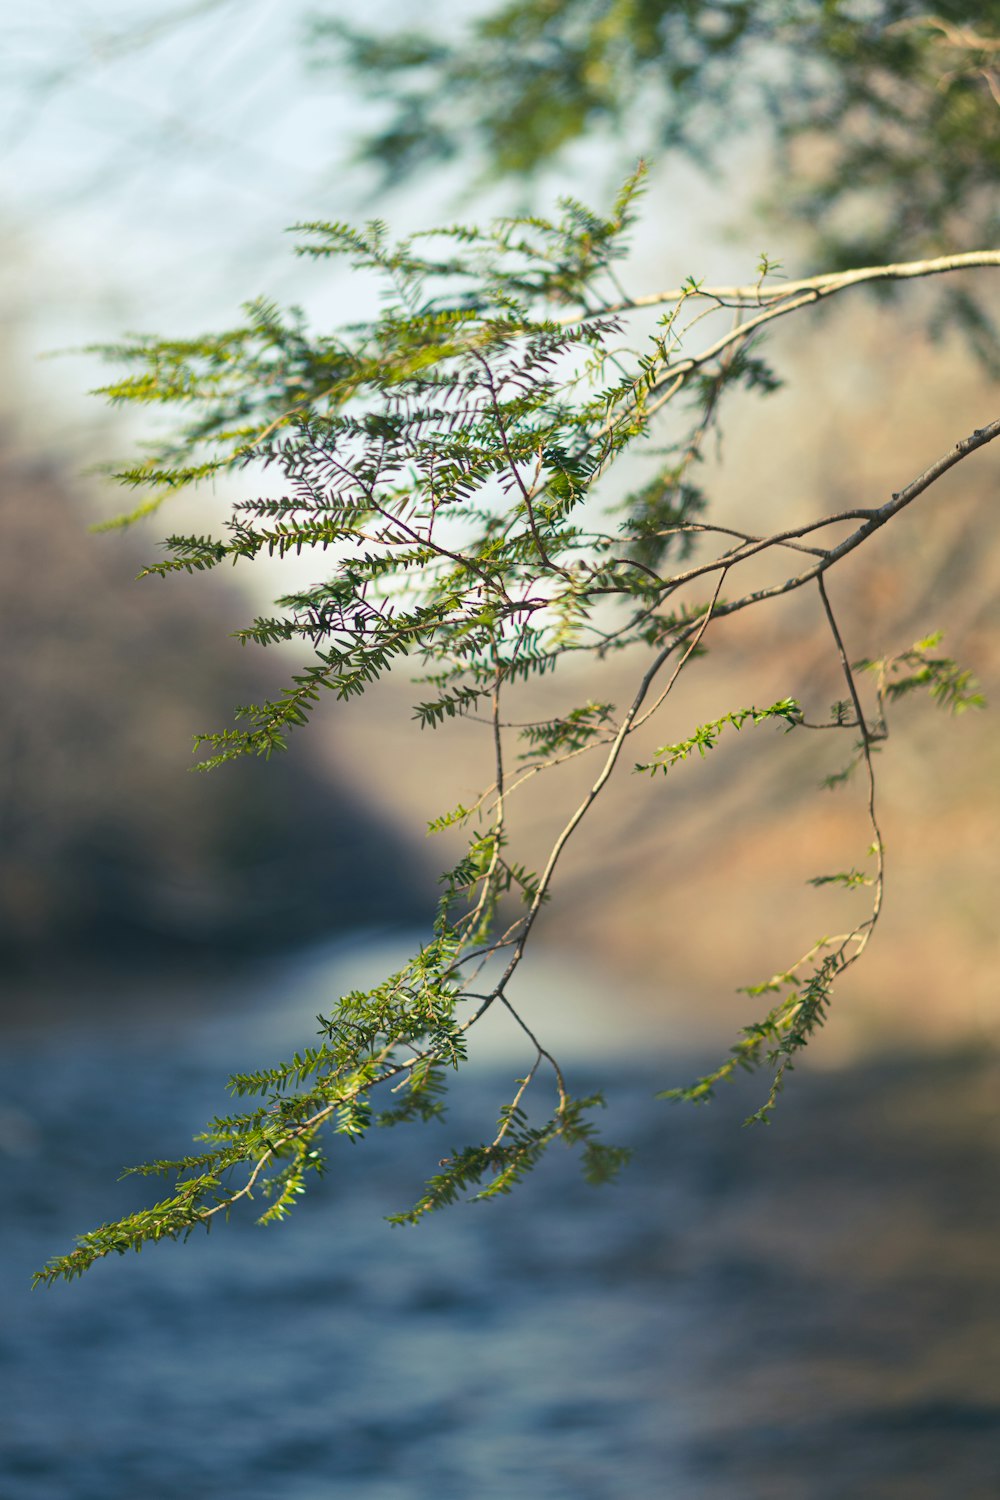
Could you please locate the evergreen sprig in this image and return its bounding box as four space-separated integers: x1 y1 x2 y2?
34 177 1000 1285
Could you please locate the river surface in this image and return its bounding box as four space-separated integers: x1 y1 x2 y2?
2 938 999 1499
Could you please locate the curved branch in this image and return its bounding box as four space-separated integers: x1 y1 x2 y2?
582 250 1000 321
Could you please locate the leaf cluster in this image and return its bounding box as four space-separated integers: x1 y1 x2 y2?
37 178 999 1284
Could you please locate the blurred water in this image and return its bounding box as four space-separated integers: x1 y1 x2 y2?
2 942 999 1500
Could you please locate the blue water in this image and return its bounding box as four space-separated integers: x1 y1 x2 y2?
2 952 999 1499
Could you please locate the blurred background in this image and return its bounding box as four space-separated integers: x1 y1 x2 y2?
2 3 999 1496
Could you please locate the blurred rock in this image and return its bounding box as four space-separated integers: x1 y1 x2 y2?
0 440 430 992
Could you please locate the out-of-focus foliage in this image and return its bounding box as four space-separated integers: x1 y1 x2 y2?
314 3 1000 265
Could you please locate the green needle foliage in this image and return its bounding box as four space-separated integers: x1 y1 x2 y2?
34 169 997 1286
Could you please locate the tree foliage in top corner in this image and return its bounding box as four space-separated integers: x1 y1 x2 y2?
316 2 1000 258
32 8 1000 1286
